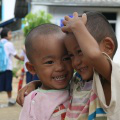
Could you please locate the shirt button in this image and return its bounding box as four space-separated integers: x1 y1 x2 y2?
32 100 35 104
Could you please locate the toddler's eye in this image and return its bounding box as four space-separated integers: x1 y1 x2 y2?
63 56 71 61
78 50 83 56
45 61 54 64
69 54 74 58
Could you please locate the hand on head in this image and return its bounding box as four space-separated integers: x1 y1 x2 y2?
61 12 87 33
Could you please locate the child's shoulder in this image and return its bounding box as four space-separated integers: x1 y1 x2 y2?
93 59 120 114
5 41 13 47
25 90 38 101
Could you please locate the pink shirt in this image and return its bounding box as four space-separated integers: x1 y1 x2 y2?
19 88 70 120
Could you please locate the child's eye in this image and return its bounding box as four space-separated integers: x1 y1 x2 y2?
69 54 74 58
63 56 71 61
77 50 83 56
45 61 54 64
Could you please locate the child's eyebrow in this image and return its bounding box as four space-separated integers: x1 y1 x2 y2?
42 55 55 60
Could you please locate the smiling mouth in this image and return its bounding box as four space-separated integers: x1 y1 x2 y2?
53 74 67 81
79 66 88 72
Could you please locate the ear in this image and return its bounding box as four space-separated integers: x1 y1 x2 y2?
26 62 36 75
99 37 115 57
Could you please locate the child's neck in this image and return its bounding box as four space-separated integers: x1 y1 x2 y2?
41 85 68 90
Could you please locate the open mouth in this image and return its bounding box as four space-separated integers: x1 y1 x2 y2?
53 74 67 81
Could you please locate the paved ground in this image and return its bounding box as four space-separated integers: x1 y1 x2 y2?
0 77 24 120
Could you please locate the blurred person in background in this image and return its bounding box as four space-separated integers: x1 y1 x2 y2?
0 27 23 106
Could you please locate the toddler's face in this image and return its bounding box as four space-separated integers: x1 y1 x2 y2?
31 33 73 90
7 31 12 40
64 34 93 81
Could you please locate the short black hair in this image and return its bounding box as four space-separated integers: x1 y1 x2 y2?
25 23 62 62
1 27 11 38
85 11 118 56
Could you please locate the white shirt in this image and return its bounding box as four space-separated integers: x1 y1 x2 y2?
1 38 17 70
20 50 29 72
93 53 120 120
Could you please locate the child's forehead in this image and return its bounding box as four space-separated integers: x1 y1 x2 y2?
35 33 65 43
32 39 67 60
32 33 65 50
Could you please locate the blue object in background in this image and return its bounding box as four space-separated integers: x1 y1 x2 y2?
60 15 73 27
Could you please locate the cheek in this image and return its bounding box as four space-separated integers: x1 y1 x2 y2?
71 60 76 69
37 69 51 81
71 57 80 69
65 61 73 70
68 63 74 73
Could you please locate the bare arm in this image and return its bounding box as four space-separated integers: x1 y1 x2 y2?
20 56 24 61
14 54 24 61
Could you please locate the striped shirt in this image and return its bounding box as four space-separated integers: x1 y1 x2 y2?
65 72 107 120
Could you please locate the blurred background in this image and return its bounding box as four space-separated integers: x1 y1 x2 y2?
0 0 120 119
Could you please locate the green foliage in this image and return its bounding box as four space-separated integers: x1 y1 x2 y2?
22 10 53 36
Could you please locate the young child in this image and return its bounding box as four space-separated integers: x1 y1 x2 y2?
0 27 23 106
17 11 120 120
19 24 73 120
62 11 119 119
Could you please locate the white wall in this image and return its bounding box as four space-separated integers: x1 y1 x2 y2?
2 0 16 21
31 5 48 13
114 11 120 64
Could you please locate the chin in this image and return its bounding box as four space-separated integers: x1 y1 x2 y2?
55 85 68 90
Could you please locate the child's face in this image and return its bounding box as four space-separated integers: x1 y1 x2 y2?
64 34 93 81
7 31 12 40
31 33 73 90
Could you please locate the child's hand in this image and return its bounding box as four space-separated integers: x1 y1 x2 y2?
62 12 87 33
16 82 36 106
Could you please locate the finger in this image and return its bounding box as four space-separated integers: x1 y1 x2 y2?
20 95 24 106
64 15 71 21
16 95 23 106
17 86 28 105
24 91 28 96
61 26 72 33
20 88 29 105
61 26 69 33
16 96 20 105
62 20 68 26
82 13 87 25
61 26 67 32
73 12 78 18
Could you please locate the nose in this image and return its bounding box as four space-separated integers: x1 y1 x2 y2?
72 55 82 69
55 61 65 72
